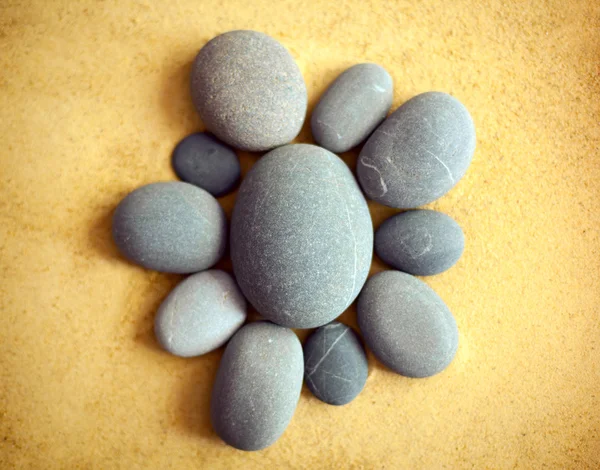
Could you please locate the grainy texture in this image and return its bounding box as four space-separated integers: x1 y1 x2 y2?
1 0 600 468
231 144 373 328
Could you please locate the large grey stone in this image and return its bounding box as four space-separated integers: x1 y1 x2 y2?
191 30 307 152
311 63 393 153
230 144 373 328
357 92 476 208
154 270 247 357
357 271 459 378
210 322 303 451
112 182 227 273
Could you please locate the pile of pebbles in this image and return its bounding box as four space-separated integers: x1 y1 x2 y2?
112 30 475 451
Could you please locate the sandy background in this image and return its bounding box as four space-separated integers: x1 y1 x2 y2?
1 0 599 468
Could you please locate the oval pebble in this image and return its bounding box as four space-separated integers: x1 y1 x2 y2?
231 144 373 328
154 270 247 357
191 30 307 152
210 322 303 451
311 63 393 153
304 322 368 406
172 133 240 197
375 209 465 276
357 271 459 378
357 91 476 208
112 182 227 273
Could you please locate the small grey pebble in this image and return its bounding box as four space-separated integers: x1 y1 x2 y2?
172 133 240 197
311 63 393 153
191 30 307 152
303 322 368 406
211 322 303 451
112 182 227 273
357 271 459 378
357 91 476 208
154 270 247 357
375 209 465 276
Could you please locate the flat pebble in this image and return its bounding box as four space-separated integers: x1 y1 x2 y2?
112 182 226 273
211 322 303 451
231 144 373 328
311 63 393 153
172 133 240 197
357 271 459 378
154 270 246 357
357 91 476 208
375 209 465 276
304 322 368 406
191 30 307 152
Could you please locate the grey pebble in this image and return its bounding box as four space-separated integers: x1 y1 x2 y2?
210 322 303 451
375 209 465 276
357 91 476 208
154 270 247 357
303 322 368 406
172 133 240 197
311 63 393 153
357 271 459 378
230 144 373 329
112 182 227 273
191 30 307 152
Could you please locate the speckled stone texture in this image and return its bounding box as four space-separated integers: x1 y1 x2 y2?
172 132 240 197
210 322 304 451
357 91 476 208
357 271 459 378
230 144 373 328
191 30 307 152
304 322 368 406
375 209 465 276
154 270 246 357
311 63 393 153
112 182 227 273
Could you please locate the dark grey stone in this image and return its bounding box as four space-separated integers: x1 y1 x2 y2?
311 63 393 153
357 91 476 208
375 209 465 276
191 30 307 152
112 182 227 273
172 133 240 197
210 322 303 451
154 270 247 357
303 322 368 406
357 271 459 378
231 144 373 329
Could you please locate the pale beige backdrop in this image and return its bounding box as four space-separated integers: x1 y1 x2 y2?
1 0 599 468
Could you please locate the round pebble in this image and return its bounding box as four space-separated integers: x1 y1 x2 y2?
172 133 240 197
112 182 227 273
357 271 459 378
375 209 465 276
311 63 393 153
191 30 307 152
304 322 368 406
210 322 304 451
357 91 476 208
154 270 247 357
230 144 373 329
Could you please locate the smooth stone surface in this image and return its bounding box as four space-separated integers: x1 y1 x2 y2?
172 133 240 197
211 322 303 451
304 321 368 406
154 270 246 357
357 91 476 208
375 209 465 276
231 144 373 328
112 182 227 273
357 271 459 378
191 30 307 152
311 63 393 153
